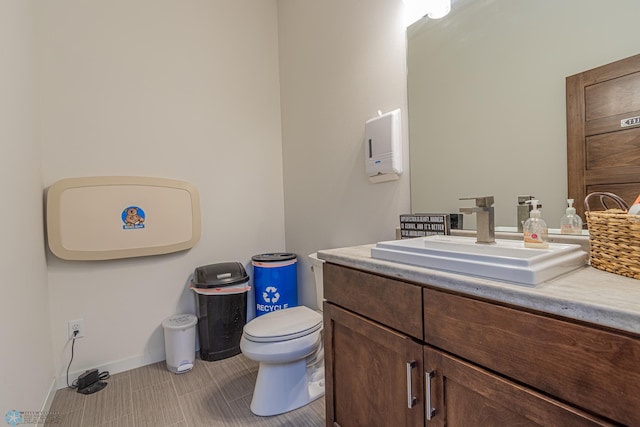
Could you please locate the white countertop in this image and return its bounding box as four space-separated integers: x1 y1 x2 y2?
317 244 640 335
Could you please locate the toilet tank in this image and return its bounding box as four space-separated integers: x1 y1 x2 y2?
308 253 325 310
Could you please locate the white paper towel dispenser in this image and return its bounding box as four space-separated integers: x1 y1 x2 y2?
365 108 402 183
46 176 201 260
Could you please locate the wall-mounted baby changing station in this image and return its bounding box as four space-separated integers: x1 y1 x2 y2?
46 176 201 260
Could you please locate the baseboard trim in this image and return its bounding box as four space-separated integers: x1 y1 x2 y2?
36 378 57 427
55 352 166 390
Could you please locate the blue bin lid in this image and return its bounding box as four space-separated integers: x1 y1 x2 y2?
251 253 297 263
192 262 249 288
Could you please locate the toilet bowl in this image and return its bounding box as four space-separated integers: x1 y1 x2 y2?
240 253 325 416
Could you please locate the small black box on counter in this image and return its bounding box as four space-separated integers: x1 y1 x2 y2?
399 213 463 239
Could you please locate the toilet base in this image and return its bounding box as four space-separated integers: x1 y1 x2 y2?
250 358 325 417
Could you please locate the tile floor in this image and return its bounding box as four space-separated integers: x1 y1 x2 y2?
45 354 325 426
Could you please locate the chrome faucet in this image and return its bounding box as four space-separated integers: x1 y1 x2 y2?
460 196 495 244
517 195 534 233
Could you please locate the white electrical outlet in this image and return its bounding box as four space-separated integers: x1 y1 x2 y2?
68 319 84 339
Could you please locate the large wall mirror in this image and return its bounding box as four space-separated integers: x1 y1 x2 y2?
407 0 640 229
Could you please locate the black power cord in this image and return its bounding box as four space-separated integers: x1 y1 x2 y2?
66 330 110 390
66 331 79 389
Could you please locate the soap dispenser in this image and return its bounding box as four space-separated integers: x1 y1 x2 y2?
560 198 583 235
523 200 548 249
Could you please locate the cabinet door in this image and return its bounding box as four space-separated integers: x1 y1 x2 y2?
423 346 614 427
324 303 424 427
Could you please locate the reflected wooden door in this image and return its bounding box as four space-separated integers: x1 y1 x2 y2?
567 53 640 219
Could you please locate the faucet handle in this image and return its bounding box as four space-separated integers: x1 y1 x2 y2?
518 195 534 205
459 196 494 207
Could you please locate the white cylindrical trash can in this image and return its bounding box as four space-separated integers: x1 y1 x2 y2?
162 314 198 374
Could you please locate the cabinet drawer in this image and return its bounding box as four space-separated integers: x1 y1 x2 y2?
423 287 640 426
324 263 422 339
424 345 613 427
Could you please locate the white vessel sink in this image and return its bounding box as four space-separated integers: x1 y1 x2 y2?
371 235 588 286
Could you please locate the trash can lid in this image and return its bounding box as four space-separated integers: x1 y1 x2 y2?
189 282 251 295
192 262 249 288
251 253 297 263
162 314 197 330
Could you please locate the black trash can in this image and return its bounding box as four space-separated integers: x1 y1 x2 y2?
190 262 250 361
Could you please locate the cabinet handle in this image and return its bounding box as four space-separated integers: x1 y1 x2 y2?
426 370 436 420
406 361 417 408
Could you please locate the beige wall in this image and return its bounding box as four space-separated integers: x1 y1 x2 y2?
38 0 285 386
277 0 411 308
0 0 54 416
1 0 411 405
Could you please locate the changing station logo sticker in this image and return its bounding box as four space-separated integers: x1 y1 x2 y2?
122 206 146 229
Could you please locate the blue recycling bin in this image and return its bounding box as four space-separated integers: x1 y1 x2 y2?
252 253 298 317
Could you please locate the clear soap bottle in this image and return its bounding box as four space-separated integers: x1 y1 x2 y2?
523 200 548 249
560 198 583 235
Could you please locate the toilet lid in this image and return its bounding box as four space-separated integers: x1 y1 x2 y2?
243 306 322 343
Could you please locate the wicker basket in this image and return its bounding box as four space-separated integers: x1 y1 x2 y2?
585 192 640 279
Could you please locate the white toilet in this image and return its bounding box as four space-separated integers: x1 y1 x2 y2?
240 253 325 416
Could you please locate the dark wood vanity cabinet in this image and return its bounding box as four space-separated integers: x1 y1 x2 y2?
324 303 424 427
323 261 424 427
323 262 640 427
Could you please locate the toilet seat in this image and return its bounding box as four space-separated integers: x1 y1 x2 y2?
243 306 322 343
